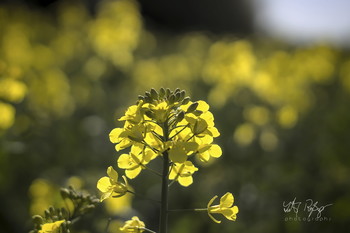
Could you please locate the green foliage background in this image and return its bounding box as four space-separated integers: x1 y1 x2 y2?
0 0 350 232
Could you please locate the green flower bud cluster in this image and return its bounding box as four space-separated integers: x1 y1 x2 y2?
60 186 99 216
138 88 189 105
30 186 99 233
30 207 70 233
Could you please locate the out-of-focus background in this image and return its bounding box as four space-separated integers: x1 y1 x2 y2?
1 0 350 232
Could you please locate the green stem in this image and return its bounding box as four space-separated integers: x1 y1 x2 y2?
168 208 207 212
159 122 170 233
159 150 169 233
140 227 157 233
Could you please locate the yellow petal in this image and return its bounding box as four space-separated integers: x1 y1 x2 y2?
184 161 198 172
100 190 113 202
115 140 132 151
209 144 222 158
208 127 220 137
201 111 214 123
118 154 133 169
178 176 193 187
109 128 123 143
225 206 239 221
169 168 177 180
125 166 142 179
130 144 143 155
198 151 210 162
143 149 155 162
169 146 187 163
107 166 118 182
197 100 210 112
40 220 65 232
97 177 112 192
220 192 234 208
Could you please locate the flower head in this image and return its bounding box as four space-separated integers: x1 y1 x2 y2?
97 166 128 202
39 220 65 233
207 192 239 223
120 216 145 233
108 89 222 185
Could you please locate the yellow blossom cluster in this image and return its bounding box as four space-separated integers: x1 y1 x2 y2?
107 88 221 187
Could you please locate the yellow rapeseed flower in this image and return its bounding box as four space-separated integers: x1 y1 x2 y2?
39 220 65 233
97 166 128 201
120 216 145 233
169 161 198 187
108 89 222 186
118 101 144 125
109 125 145 151
207 192 239 223
117 145 154 179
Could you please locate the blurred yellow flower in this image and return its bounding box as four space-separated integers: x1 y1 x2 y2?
0 78 27 102
97 166 128 202
120 216 145 233
39 220 65 233
207 192 239 223
0 101 15 130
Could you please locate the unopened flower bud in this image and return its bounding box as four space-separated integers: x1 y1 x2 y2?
193 110 203 116
150 88 158 100
32 215 43 225
175 92 181 101
169 94 176 104
60 188 70 199
166 88 171 97
180 90 185 100
187 102 198 113
159 87 165 98
182 97 190 105
177 111 185 122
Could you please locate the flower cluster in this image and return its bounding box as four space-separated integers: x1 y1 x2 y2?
30 187 99 233
95 88 238 231
108 88 221 186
